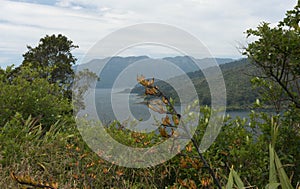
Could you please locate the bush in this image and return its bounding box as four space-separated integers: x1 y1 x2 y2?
0 65 71 129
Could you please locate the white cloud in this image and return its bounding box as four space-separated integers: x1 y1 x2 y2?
0 0 297 67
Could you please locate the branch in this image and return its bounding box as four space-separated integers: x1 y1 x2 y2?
137 75 222 188
270 71 300 108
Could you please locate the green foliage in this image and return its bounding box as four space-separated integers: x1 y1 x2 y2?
225 117 295 189
244 2 300 110
2 106 298 188
0 65 71 128
21 34 78 98
243 3 300 186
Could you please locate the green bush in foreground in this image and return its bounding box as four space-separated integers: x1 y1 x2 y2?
1 104 298 188
0 65 71 129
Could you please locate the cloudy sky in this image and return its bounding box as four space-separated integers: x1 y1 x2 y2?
0 0 297 67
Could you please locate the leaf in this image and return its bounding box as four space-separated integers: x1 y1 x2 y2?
169 97 174 106
266 183 280 189
274 149 293 189
226 167 244 189
232 169 244 188
269 144 278 184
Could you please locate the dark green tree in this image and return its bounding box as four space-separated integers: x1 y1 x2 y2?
244 1 300 110
21 34 78 98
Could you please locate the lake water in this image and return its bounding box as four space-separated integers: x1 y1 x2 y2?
94 88 251 125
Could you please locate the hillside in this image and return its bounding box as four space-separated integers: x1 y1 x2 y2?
82 56 258 109
132 58 259 110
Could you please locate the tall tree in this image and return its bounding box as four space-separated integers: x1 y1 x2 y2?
244 1 300 110
22 34 78 98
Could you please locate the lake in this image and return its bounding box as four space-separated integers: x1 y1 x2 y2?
94 89 251 125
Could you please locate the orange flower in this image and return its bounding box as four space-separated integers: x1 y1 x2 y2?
75 147 80 152
162 115 171 126
86 162 95 168
180 157 188 168
98 159 104 164
188 179 197 189
148 77 154 86
137 75 154 87
89 173 96 179
201 177 212 187
116 170 124 176
162 96 168 104
185 143 193 152
178 179 188 187
159 127 169 138
80 153 87 159
103 168 109 174
145 87 157 95
72 174 79 179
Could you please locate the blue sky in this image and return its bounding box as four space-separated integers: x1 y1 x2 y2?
0 0 297 68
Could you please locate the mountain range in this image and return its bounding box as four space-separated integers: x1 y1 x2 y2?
76 56 259 110
78 56 234 88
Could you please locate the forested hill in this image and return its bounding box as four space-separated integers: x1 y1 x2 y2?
132 58 259 110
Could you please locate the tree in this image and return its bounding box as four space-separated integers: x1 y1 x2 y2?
72 68 99 114
244 2 300 110
0 65 71 128
244 2 300 184
21 34 79 98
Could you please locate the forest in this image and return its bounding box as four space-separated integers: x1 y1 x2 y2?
0 2 300 189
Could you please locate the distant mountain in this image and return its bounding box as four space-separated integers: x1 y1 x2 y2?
75 56 235 88
162 56 234 73
132 58 260 110
74 56 258 110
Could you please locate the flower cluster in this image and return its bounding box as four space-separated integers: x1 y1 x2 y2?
137 75 181 138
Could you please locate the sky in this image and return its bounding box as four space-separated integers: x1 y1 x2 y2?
0 0 297 67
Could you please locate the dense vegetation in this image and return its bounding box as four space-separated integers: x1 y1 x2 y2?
0 2 300 188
